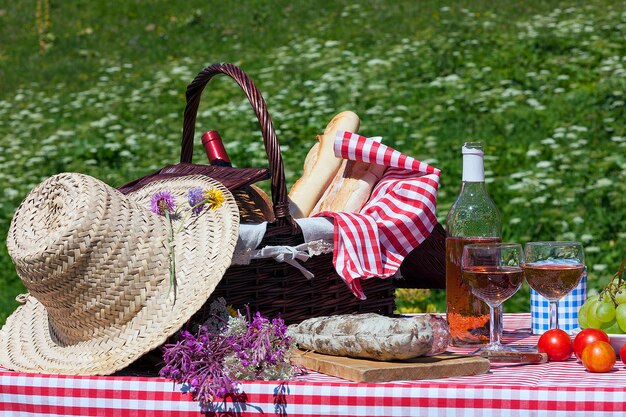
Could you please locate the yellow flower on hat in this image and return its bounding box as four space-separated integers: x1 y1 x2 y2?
203 188 225 210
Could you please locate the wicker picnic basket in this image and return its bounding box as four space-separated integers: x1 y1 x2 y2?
117 63 396 325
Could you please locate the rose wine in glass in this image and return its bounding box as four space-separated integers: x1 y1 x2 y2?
461 243 524 353
524 241 585 330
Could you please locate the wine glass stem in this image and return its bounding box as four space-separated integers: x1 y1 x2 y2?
490 305 503 346
549 300 559 329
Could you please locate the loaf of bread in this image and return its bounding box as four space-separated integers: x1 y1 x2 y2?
288 111 360 218
310 142 387 215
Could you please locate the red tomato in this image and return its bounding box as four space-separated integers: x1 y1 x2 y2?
537 329 573 361
573 328 610 360
581 341 616 373
620 344 626 366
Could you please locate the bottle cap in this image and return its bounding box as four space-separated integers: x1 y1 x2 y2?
462 141 484 182
201 130 222 146
462 141 484 156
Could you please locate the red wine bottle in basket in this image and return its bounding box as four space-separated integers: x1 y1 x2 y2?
445 141 502 347
202 130 232 167
201 130 276 223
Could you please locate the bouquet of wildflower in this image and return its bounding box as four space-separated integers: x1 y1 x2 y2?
150 187 225 296
159 300 301 405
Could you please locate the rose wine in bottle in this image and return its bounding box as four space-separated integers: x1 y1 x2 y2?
201 130 232 167
445 141 501 346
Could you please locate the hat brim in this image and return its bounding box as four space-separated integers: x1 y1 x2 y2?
0 175 240 375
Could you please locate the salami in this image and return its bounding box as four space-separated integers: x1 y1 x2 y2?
288 313 450 361
424 314 451 356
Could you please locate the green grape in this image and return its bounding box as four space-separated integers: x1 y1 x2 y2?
602 320 625 334
615 289 626 305
600 292 613 304
578 306 589 328
586 300 603 329
616 303 626 332
596 301 616 322
580 295 599 315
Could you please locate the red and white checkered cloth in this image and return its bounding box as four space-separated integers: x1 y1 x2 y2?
315 131 441 299
4 315 626 417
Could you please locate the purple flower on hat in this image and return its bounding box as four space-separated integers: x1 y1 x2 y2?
150 191 177 216
187 188 205 215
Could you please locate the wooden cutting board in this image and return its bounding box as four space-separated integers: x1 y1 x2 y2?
291 350 490 383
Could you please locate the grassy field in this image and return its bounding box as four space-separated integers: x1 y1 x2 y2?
0 1 624 325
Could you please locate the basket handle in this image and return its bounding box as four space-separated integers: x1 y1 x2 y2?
181 63 296 230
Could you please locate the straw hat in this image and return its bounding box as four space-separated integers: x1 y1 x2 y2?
0 172 240 375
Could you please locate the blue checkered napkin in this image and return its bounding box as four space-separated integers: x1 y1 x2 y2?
530 260 587 335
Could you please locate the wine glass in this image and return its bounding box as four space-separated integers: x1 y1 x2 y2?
461 243 524 353
524 241 585 330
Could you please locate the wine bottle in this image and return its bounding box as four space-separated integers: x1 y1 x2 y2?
201 130 276 223
201 130 232 167
445 141 502 347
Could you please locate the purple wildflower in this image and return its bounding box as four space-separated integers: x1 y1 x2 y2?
159 308 301 406
187 187 205 215
150 191 177 216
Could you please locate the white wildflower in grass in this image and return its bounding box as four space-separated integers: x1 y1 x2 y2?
4 189 19 199
536 161 552 169
593 264 607 272
580 234 593 242
510 171 531 179
585 246 601 253
510 218 522 225
611 136 625 143
562 232 577 241
502 88 523 97
572 216 584 224
509 198 527 206
595 178 613 187
526 98 545 110
542 178 560 186
367 58 389 66
531 196 548 204
526 149 541 157
508 182 525 191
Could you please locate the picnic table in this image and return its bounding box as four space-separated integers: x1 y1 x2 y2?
2 313 626 417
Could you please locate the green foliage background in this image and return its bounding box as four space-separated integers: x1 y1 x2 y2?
0 1 624 325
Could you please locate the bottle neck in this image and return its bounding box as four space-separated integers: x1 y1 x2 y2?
462 152 484 182
460 181 488 194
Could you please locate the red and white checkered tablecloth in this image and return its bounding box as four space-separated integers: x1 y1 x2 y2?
2 314 626 417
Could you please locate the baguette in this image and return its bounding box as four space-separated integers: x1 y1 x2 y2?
288 111 360 218
310 141 387 215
